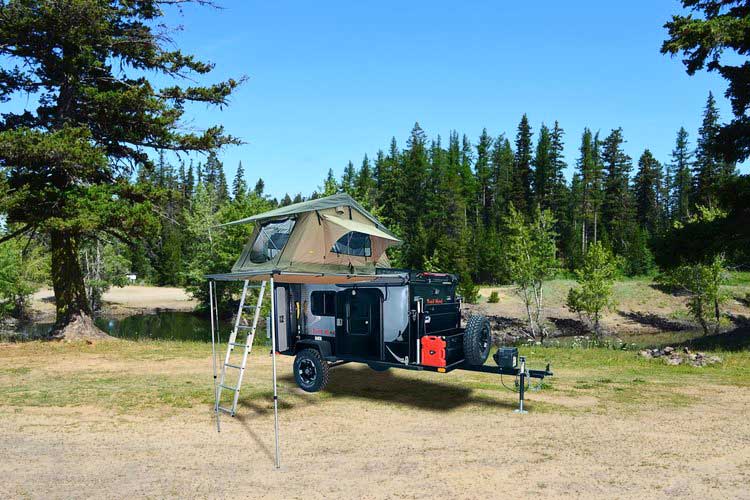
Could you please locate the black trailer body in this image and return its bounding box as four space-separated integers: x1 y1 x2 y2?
270 269 552 406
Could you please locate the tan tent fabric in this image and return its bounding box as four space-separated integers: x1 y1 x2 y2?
321 214 401 242
225 194 402 278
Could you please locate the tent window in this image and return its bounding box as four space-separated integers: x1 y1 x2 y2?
311 291 336 316
331 231 372 257
249 218 296 263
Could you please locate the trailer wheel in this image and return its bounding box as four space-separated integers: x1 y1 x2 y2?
464 315 491 366
293 348 330 393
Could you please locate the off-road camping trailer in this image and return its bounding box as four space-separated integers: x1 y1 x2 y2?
206 193 552 467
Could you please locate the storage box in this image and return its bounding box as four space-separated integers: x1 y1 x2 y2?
421 333 464 367
495 347 518 369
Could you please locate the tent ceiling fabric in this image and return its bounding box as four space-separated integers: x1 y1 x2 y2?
206 271 408 285
321 214 401 243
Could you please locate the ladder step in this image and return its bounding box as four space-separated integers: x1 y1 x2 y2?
237 325 255 331
216 406 234 415
229 342 248 348
219 384 238 392
243 305 258 309
224 363 243 370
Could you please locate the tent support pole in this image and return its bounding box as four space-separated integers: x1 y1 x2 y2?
209 280 221 433
269 276 281 469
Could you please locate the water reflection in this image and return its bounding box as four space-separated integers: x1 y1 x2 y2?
3 312 261 343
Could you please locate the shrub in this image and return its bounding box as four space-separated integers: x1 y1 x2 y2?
566 242 617 338
487 291 500 303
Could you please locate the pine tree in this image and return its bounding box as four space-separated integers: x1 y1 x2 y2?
634 149 663 236
322 168 338 196
576 128 601 252
533 123 553 209
185 162 195 200
601 128 634 254
474 129 494 226
354 154 376 209
490 135 514 225
401 123 430 268
232 161 248 200
670 127 693 221
0 0 241 335
513 114 534 214
254 178 265 197
216 164 229 203
694 92 730 208
341 160 356 195
548 121 568 225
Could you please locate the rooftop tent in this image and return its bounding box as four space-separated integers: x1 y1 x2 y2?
210 193 402 283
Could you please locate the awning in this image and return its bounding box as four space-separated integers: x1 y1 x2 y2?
321 214 401 243
206 270 409 285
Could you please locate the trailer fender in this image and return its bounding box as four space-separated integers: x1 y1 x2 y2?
294 339 332 358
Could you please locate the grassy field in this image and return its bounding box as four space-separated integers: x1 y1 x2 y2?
2 339 749 498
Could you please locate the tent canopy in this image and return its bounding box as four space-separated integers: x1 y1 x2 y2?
215 193 402 280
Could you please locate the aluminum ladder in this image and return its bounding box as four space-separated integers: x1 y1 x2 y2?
213 280 266 423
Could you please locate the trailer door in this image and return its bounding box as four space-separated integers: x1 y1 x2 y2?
335 289 382 360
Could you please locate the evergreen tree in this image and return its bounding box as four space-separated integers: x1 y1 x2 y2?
185 162 195 200
341 160 356 195
533 123 553 209
601 127 634 254
232 161 248 200
254 178 265 197
513 114 534 214
216 163 229 203
474 129 494 226
354 154 376 209
322 168 338 196
490 135 514 226
401 123 429 268
576 128 603 252
693 92 735 207
548 121 568 224
670 127 693 221
0 0 240 335
634 149 664 236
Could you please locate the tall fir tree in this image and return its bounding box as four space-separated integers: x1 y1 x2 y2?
601 127 634 253
341 160 356 195
490 135 514 226
670 127 693 221
232 161 248 200
254 178 265 197
694 92 733 208
354 154 376 209
533 123 553 209
513 114 533 214
474 129 494 226
633 149 664 236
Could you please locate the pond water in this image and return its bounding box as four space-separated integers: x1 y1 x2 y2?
3 312 261 343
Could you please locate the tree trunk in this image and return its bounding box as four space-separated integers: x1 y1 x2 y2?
49 230 110 340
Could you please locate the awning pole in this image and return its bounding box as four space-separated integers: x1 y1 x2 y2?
269 276 281 469
209 280 220 433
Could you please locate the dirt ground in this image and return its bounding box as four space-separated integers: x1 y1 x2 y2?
2 344 749 499
31 286 199 319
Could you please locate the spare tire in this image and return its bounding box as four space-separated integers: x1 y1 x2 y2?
463 315 491 366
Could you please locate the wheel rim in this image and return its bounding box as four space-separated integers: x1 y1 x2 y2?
480 325 490 352
298 359 317 386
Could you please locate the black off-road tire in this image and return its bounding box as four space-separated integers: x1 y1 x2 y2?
293 348 330 392
463 315 492 366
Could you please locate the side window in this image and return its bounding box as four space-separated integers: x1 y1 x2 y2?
249 218 296 263
331 231 372 257
311 291 336 316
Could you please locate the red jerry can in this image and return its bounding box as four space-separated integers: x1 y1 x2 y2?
421 335 446 367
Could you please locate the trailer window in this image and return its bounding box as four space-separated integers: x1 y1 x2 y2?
311 291 336 316
331 231 372 257
249 218 296 263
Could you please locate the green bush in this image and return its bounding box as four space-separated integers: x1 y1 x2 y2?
487 291 500 303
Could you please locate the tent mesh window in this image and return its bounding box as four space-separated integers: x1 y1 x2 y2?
332 231 372 257
249 218 296 263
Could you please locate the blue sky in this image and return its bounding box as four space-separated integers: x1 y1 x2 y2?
8 1 746 198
